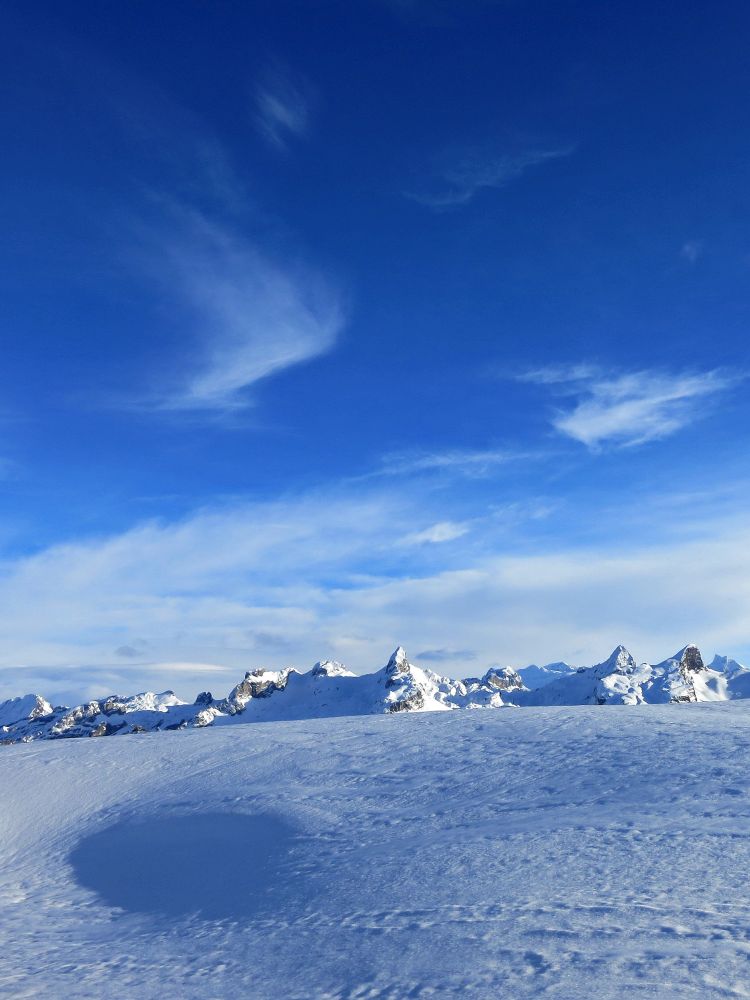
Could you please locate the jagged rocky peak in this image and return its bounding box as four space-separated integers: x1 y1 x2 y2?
678 644 705 673
599 645 637 675
28 694 53 719
228 667 292 706
385 646 411 677
311 660 353 678
654 644 706 675
710 654 745 676
481 666 524 692
0 693 54 728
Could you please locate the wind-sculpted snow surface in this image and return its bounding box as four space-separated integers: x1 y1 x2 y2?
4 705 750 998
2 643 750 745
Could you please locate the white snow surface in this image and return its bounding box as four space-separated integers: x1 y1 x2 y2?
4 703 750 998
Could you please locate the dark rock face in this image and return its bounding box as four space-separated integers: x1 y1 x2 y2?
388 691 425 712
681 646 705 674
668 646 705 703
482 667 523 692
228 669 290 704
101 697 126 715
194 692 213 706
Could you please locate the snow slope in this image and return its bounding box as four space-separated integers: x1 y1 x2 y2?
3 704 750 998
514 660 577 689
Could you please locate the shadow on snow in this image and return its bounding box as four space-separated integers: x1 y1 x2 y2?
69 812 304 921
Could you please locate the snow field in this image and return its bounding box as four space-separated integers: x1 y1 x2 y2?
3 703 750 998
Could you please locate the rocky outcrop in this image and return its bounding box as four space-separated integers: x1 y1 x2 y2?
226 668 292 710
680 645 705 674
482 666 524 692
388 690 425 712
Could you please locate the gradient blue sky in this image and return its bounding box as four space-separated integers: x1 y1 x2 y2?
2 0 749 702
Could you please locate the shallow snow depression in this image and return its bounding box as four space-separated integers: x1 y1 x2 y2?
3 704 750 998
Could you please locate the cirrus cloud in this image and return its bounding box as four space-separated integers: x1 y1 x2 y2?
140 210 345 412
253 65 313 150
521 365 739 450
407 145 574 209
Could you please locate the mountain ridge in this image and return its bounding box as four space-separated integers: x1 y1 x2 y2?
2 643 749 744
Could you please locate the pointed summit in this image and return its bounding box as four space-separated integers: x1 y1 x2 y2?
0 693 53 728
385 646 411 676
599 645 636 675
657 644 705 673
678 644 705 673
710 654 747 676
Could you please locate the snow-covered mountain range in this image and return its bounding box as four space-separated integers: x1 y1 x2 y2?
2 643 748 744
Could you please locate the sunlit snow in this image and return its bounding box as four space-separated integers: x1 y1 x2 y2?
3 704 750 998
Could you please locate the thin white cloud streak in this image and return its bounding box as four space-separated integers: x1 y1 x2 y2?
518 363 600 386
144 212 345 411
1 486 750 701
378 448 526 477
522 365 738 449
254 67 312 150
402 521 470 545
408 146 573 209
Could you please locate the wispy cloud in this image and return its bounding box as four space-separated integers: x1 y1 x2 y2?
402 520 470 545
522 365 737 450
52 48 338 416
254 66 312 150
518 363 600 386
378 448 524 477
407 145 573 209
142 210 344 412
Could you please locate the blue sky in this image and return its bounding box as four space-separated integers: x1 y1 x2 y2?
2 0 750 701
